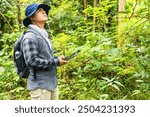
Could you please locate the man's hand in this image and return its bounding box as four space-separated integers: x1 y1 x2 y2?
58 55 67 65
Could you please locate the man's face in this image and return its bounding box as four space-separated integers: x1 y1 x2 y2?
32 8 48 23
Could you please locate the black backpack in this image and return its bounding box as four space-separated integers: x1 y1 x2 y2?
14 30 38 78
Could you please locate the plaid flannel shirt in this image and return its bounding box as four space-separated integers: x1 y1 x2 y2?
22 37 57 69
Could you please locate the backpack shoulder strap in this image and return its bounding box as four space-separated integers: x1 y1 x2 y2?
20 29 42 52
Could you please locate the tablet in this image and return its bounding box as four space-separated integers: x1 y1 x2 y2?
64 50 80 61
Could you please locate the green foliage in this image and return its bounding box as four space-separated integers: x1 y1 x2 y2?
0 0 150 100
0 32 29 100
0 0 15 32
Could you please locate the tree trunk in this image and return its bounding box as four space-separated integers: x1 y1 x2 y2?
16 0 22 29
119 0 126 12
93 0 97 33
118 0 126 51
84 0 87 20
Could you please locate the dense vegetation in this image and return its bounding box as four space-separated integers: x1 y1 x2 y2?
0 0 150 100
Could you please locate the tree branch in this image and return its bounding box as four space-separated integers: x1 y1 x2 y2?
129 0 137 19
0 11 13 31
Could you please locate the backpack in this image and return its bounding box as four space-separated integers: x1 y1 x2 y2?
14 30 38 78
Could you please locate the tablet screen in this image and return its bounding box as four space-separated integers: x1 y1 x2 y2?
65 50 80 61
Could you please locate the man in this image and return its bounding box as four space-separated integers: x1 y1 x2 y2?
22 3 66 100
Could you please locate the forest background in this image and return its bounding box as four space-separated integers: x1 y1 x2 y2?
0 0 149 100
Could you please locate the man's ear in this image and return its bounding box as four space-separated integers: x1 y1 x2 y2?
29 16 34 21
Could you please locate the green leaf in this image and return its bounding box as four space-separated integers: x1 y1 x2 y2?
111 84 120 91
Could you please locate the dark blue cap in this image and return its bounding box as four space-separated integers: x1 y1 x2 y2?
23 3 50 27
